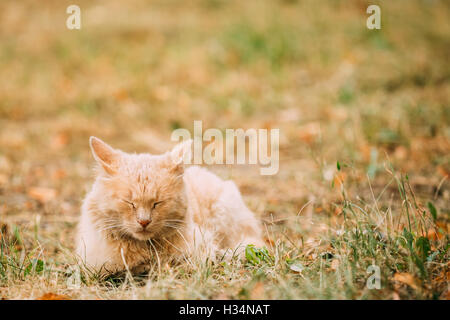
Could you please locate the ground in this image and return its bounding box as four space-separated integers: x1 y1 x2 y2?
0 0 448 299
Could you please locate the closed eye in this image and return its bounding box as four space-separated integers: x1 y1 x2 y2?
153 201 163 209
122 199 136 209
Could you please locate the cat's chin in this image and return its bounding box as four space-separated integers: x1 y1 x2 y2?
131 230 154 241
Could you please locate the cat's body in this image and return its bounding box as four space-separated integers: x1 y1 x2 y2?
76 137 263 273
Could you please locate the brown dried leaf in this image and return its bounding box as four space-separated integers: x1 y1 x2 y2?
427 228 439 241
437 166 449 178
52 168 67 181
333 172 346 189
37 293 70 300
393 273 419 290
264 237 275 247
51 132 69 150
113 89 129 102
297 122 320 144
28 187 57 203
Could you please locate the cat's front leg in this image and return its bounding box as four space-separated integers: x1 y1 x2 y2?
76 227 126 274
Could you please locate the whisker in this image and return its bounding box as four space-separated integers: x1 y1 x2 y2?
163 224 184 231
148 239 161 275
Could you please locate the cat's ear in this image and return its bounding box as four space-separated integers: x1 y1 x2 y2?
169 139 192 171
89 136 120 175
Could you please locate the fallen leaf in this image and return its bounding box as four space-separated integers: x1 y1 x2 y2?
393 273 419 290
333 172 346 188
113 89 129 102
51 132 69 150
37 293 70 300
426 228 438 241
23 201 33 210
437 166 449 178
297 122 320 144
264 237 275 247
28 187 57 203
52 168 67 181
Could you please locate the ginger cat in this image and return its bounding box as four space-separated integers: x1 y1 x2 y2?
76 137 263 273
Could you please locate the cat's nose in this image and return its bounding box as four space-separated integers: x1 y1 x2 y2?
138 219 151 229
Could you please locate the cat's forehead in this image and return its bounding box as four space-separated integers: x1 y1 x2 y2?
117 154 181 201
117 153 179 189
120 153 167 178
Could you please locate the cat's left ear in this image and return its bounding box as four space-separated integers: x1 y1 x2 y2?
169 139 192 171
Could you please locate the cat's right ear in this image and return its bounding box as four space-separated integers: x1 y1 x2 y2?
89 136 120 175
168 139 192 173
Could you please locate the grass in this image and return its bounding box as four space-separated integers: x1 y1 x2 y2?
0 0 449 299
0 169 448 299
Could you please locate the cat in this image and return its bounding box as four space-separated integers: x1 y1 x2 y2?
76 136 263 274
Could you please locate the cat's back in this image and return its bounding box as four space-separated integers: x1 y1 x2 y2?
183 166 242 217
183 166 225 209
183 166 252 219
183 166 263 248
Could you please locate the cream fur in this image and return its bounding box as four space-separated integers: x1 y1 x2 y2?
76 137 263 274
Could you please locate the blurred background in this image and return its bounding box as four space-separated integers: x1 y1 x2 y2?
0 0 448 299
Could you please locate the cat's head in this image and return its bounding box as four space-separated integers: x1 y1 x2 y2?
87 136 192 241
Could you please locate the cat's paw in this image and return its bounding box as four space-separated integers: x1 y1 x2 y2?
131 264 150 275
